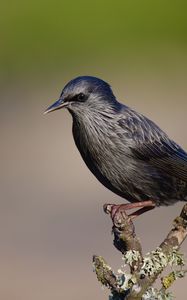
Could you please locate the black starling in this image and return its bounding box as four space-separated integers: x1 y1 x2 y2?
45 76 187 217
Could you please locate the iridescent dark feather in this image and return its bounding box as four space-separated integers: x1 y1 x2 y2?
118 110 187 182
46 76 187 208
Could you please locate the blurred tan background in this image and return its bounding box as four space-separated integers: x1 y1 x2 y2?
1 1 187 299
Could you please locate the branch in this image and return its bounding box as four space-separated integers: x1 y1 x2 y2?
137 204 187 298
93 204 187 300
103 203 143 273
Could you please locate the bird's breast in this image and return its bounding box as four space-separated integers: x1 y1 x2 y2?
72 116 133 190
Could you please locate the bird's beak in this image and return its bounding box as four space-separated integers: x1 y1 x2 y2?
44 97 68 114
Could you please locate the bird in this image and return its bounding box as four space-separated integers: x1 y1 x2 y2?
45 76 187 218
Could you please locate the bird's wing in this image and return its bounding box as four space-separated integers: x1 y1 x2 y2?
118 109 187 181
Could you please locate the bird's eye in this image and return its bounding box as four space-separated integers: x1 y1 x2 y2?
77 93 86 102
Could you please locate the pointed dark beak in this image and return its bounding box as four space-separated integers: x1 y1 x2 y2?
44 97 68 114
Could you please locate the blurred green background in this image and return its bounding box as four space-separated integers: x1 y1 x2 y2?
1 0 187 83
1 1 187 299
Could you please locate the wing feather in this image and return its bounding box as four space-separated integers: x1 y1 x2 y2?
118 108 187 181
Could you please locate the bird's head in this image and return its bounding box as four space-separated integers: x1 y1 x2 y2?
44 76 119 116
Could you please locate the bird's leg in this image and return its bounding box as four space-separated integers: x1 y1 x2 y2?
129 205 155 219
104 200 155 220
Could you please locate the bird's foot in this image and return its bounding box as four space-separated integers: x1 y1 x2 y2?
103 200 155 220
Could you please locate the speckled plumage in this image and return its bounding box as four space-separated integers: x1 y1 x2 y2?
46 76 187 207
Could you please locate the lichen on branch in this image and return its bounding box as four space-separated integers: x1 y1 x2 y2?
93 204 187 300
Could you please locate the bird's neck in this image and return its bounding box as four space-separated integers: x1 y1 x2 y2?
71 106 120 157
